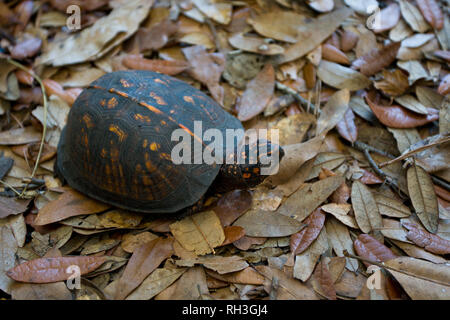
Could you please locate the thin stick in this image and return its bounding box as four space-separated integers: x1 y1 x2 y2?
354 141 395 159
6 58 47 198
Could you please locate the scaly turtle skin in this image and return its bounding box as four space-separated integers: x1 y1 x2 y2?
56 70 282 215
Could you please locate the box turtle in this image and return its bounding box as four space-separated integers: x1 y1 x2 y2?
55 70 283 215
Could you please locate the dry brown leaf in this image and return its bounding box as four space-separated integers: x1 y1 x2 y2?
308 153 346 180
213 190 252 227
340 30 359 52
221 226 245 246
155 266 208 300
371 3 401 33
374 193 411 218
374 69 410 97
336 108 358 143
115 237 173 300
237 63 275 121
233 209 306 237
317 60 371 91
121 232 159 253
10 37 42 60
170 210 225 255
385 257 450 299
312 258 337 300
0 198 30 219
193 0 232 25
7 256 106 283
399 0 430 33
316 89 350 136
293 228 329 281
394 95 428 115
205 267 265 285
277 175 345 222
365 91 439 128
290 208 326 255
256 265 319 300
35 188 110 226
228 33 284 55
416 0 444 30
0 226 17 294
403 222 450 254
175 255 248 274
438 74 450 95
182 45 225 104
122 55 189 75
38 0 154 66
351 181 382 233
308 0 334 12
325 217 359 272
354 234 397 266
280 7 352 63
353 42 401 76
321 44 349 65
10 281 72 300
0 127 41 145
407 164 439 233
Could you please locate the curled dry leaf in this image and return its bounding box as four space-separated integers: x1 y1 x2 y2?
10 37 42 60
353 42 401 76
321 44 350 65
237 63 275 121
359 169 383 185
374 69 409 97
221 226 246 246
365 91 439 129
193 0 232 25
437 74 450 96
403 222 450 255
290 208 326 255
340 30 359 52
15 69 34 86
7 256 106 283
122 55 189 76
416 0 444 30
371 3 401 33
406 164 439 233
228 33 284 56
308 0 334 12
354 234 397 266
316 89 350 136
351 181 382 233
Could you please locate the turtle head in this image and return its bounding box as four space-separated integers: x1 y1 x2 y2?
213 139 284 192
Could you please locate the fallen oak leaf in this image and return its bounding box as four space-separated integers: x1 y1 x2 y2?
115 237 174 300
407 164 439 233
403 222 450 255
321 44 350 65
6 256 106 283
312 258 337 300
374 69 409 97
220 226 245 246
352 42 401 76
353 234 397 267
365 91 439 129
237 63 275 121
34 188 110 226
122 55 189 76
371 3 401 33
290 208 326 255
416 0 444 30
336 107 358 143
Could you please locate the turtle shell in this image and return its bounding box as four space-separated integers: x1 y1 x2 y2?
56 70 243 213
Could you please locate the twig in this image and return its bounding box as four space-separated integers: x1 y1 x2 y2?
275 81 318 114
431 176 450 191
6 58 47 198
354 141 407 198
354 141 395 159
379 135 450 168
